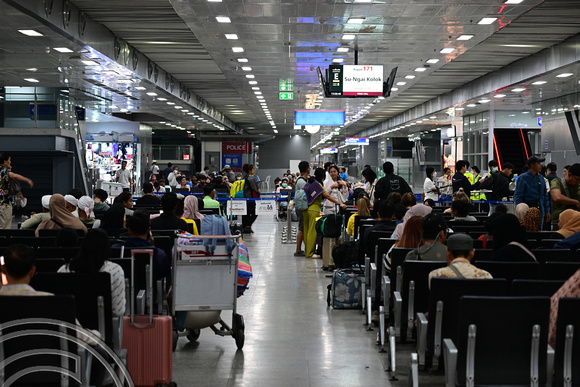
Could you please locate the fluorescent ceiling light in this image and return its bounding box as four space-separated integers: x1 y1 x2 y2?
396 81 406 86
556 73 574 78
242 67 252 71
167 102 175 105
208 0 222 2
479 99 491 103
494 94 506 98
457 35 474 41
440 48 455 54
426 58 439 64
467 104 477 107
216 16 231 23
532 81 547 85
456 107 465 111
273 130 278 133
249 81 257 85
254 91 262 95
478 17 497 25
24 78 39 83
80 60 99 66
342 34 356 40
390 87 399 91
504 0 523 3
237 58 248 62
333 58 344 63
134 86 146 90
174 106 183 109
18 29 43 37
415 67 427 72
26 68 37 72
337 47 349 53
405 75 416 79
54 47 73 53
232 47 244 53
225 34 238 40
157 97 167 101
252 87 260 90
430 116 437 119
347 18 365 24
354 0 372 2
512 88 526 92
246 74 255 79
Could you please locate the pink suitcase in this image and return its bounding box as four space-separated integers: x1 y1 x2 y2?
121 249 174 387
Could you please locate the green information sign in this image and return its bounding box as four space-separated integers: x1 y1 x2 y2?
279 92 294 100
279 78 294 92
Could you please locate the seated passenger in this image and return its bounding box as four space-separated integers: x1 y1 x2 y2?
20 195 51 230
449 200 477 222
385 216 423 272
515 203 529 224
401 192 417 208
150 192 189 231
35 194 87 237
176 176 190 191
99 203 126 229
406 212 448 261
183 195 204 222
202 184 222 215
78 196 97 228
443 189 474 214
362 200 396 257
276 178 289 193
58 229 125 316
392 203 432 239
491 213 537 262
113 191 134 216
64 194 79 218
423 198 435 208
93 189 110 215
153 181 166 195
548 268 580 347
175 199 198 235
0 244 52 295
522 207 542 232
393 204 407 226
555 209 580 238
135 183 162 207
428 233 493 287
347 197 371 236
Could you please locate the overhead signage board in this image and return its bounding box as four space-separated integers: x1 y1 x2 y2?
345 137 369 145
328 65 384 96
279 92 293 100
294 110 345 126
320 148 338 154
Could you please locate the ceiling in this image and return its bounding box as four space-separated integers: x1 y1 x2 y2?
1 0 580 146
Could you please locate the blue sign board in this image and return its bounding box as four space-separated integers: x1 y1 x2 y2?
222 153 242 169
345 137 370 145
294 110 345 126
538 117 542 127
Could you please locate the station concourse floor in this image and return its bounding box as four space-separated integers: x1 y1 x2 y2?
172 214 445 387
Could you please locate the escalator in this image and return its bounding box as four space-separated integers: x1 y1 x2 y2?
493 128 532 174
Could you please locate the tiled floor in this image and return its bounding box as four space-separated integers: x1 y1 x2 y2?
172 215 444 386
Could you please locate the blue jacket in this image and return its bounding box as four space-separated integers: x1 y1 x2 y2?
514 171 550 215
554 233 580 251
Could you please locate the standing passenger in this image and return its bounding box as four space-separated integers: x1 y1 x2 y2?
374 161 412 204
242 164 260 233
294 161 310 257
0 153 34 229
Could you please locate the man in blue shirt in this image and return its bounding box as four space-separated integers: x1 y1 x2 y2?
514 156 551 225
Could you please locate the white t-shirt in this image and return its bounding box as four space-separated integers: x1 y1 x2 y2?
117 168 131 188
58 261 126 317
423 177 438 201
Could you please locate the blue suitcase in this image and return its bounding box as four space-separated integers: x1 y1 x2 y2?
327 266 364 309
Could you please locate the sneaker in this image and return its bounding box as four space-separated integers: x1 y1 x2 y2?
309 254 321 259
294 251 305 257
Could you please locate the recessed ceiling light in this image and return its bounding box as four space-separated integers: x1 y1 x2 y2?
405 75 416 79
535 108 542 110
478 17 497 25
188 112 195 115
390 87 399 91
430 116 437 119
80 60 99 66
426 58 440 64
467 104 477 107
347 18 365 24
24 78 39 83
456 107 465 111
26 68 37 72
342 34 356 40
333 58 344 63
337 47 349 53
174 106 183 109
273 129 278 133
53 47 73 53
479 99 491 103
504 0 523 3
232 47 244 53
157 97 167 101
532 81 547 85
495 94 506 98
246 74 255 79
457 35 474 41
522 111 530 114
18 29 43 37
242 66 252 71
249 81 258 85
134 86 146 90
225 34 238 40
396 81 406 86
237 58 248 63
254 91 262 95
354 0 372 2
216 16 231 23
415 67 427 72
440 48 455 54
512 88 526 92
252 87 260 90
556 73 574 78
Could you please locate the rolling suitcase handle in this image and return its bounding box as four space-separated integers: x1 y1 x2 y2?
130 249 155 324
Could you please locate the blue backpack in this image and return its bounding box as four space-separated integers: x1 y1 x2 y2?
200 214 236 255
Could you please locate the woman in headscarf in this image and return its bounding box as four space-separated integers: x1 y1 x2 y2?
556 209 580 238
35 194 88 236
183 195 204 221
522 207 542 232
491 213 536 262
392 203 432 239
515 203 530 224
99 203 126 229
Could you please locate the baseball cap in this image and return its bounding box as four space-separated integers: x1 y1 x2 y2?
568 163 580 177
526 156 545 165
421 212 447 239
447 233 473 251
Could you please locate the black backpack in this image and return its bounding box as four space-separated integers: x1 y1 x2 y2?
315 213 343 238
331 241 363 268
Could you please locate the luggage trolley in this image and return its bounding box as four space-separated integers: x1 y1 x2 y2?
171 233 245 350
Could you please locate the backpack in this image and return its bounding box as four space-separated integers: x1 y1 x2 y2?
352 188 369 203
332 241 362 268
200 214 236 255
230 179 245 198
294 177 308 211
315 213 343 238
